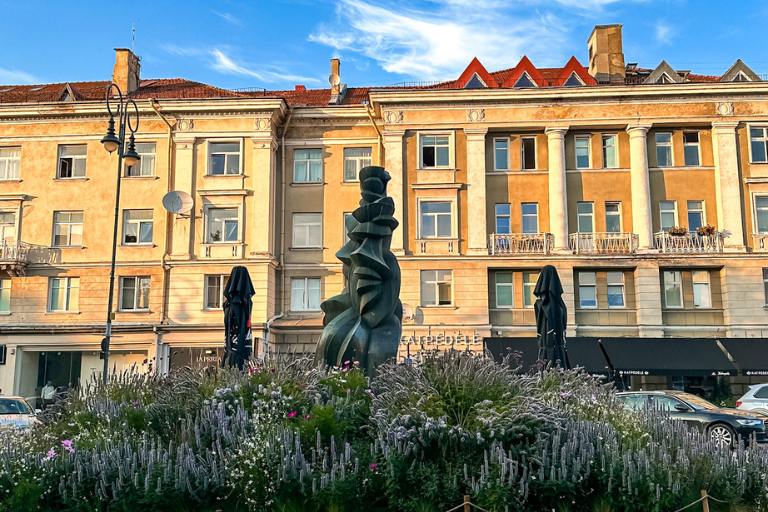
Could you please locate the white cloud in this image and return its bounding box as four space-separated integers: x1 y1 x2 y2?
210 49 321 84
655 21 673 44
0 67 39 85
212 11 243 27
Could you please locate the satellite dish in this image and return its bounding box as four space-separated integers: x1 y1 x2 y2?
162 191 193 215
402 303 415 322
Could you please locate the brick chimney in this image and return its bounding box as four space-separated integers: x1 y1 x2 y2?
587 24 625 84
328 58 346 104
112 48 141 94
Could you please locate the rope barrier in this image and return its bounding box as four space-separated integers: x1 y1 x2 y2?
672 490 728 512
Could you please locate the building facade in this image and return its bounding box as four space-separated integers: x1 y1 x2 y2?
2 25 768 401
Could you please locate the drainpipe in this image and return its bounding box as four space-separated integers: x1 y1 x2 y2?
364 102 383 165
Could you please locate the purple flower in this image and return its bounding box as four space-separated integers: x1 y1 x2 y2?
61 439 75 453
560 391 573 399
44 448 56 461
369 463 378 472
287 410 298 419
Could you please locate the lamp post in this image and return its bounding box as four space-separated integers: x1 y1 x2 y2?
100 83 140 384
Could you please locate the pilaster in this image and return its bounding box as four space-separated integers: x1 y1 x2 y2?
712 121 745 251
383 129 406 255
545 127 569 252
627 125 653 250
465 128 488 255
169 135 196 259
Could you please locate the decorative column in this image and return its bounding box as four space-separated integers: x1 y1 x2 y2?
465 128 488 254
627 125 653 250
169 134 195 259
383 129 406 254
545 127 569 252
712 121 745 251
251 131 278 256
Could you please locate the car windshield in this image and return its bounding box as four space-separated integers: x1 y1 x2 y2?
674 393 718 410
0 399 33 415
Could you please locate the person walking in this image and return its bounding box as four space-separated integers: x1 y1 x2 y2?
41 381 55 410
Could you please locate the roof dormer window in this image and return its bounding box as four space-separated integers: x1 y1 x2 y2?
514 73 536 88
658 73 673 84
564 72 584 87
464 74 487 89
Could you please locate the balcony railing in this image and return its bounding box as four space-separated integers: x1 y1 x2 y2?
569 232 639 255
0 241 35 275
654 231 724 253
489 233 553 255
753 234 768 252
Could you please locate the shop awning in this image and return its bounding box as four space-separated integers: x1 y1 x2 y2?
719 339 768 377
485 337 610 377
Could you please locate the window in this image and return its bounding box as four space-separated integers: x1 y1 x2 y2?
420 135 450 168
659 201 677 231
57 144 87 178
494 204 511 234
578 272 597 308
521 137 536 170
205 207 239 243
0 279 9 313
755 196 768 233
293 213 322 248
0 147 20 180
754 385 768 399
575 135 590 169
663 271 683 308
343 147 372 181
52 211 83 247
494 138 509 171
692 271 711 309
122 210 153 245
420 201 452 238
602 135 617 168
564 73 583 87
683 132 700 166
119 276 150 311
514 73 536 88
208 142 241 175
607 271 625 308
48 277 79 312
521 203 539 234
293 148 323 183
495 272 514 308
687 201 705 232
750 127 768 163
605 202 622 233
126 142 156 177
204 274 229 309
764 268 768 305
291 277 321 311
522 271 538 308
655 132 673 167
420 270 452 306
0 212 16 243
577 202 594 232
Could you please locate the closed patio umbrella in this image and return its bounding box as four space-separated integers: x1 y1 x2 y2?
222 266 255 369
534 265 570 369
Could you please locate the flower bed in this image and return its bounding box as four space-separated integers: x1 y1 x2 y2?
1 353 767 511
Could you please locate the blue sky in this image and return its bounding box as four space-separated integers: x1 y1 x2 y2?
1 0 766 89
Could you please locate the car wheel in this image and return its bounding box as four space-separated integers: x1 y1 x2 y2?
708 423 736 448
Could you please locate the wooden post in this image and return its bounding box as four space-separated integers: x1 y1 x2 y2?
700 490 710 512
463 495 471 512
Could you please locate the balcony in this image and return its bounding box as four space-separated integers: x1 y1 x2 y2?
655 231 724 253
0 241 40 275
489 233 553 255
569 232 638 255
753 234 768 252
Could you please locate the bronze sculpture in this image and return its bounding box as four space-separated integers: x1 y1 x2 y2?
316 166 402 373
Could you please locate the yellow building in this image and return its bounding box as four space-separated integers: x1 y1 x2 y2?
2 25 768 401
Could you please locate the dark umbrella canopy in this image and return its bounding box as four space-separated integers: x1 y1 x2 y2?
222 266 255 369
533 265 570 369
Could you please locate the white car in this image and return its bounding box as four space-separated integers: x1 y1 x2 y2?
736 384 768 415
0 396 41 429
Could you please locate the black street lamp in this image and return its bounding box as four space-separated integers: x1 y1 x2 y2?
100 83 140 384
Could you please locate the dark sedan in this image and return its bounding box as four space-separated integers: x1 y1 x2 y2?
616 390 768 448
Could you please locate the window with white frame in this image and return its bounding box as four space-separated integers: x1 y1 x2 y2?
205 207 239 243
122 209 153 245
48 277 79 312
292 213 322 248
0 279 10 313
577 202 594 232
659 201 677 231
575 135 590 169
343 147 371 181
494 204 511 234
521 137 536 170
495 272 514 308
119 276 150 311
687 201 705 232
521 203 539 234
683 131 700 166
293 148 323 183
692 270 711 308
602 135 617 168
420 201 452 238
655 132 673 167
763 268 768 305
0 212 16 243
0 147 20 180
57 144 87 178
204 274 229 309
208 142 241 175
291 277 321 311
755 196 768 233
420 270 452 306
53 211 83 247
605 202 622 233
420 134 451 168
578 272 597 308
750 127 768 163
522 271 538 308
494 138 509 171
126 142 156 177
607 271 625 308
663 271 683 308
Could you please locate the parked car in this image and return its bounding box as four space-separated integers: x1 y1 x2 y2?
736 384 768 415
616 390 768 448
0 396 41 430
